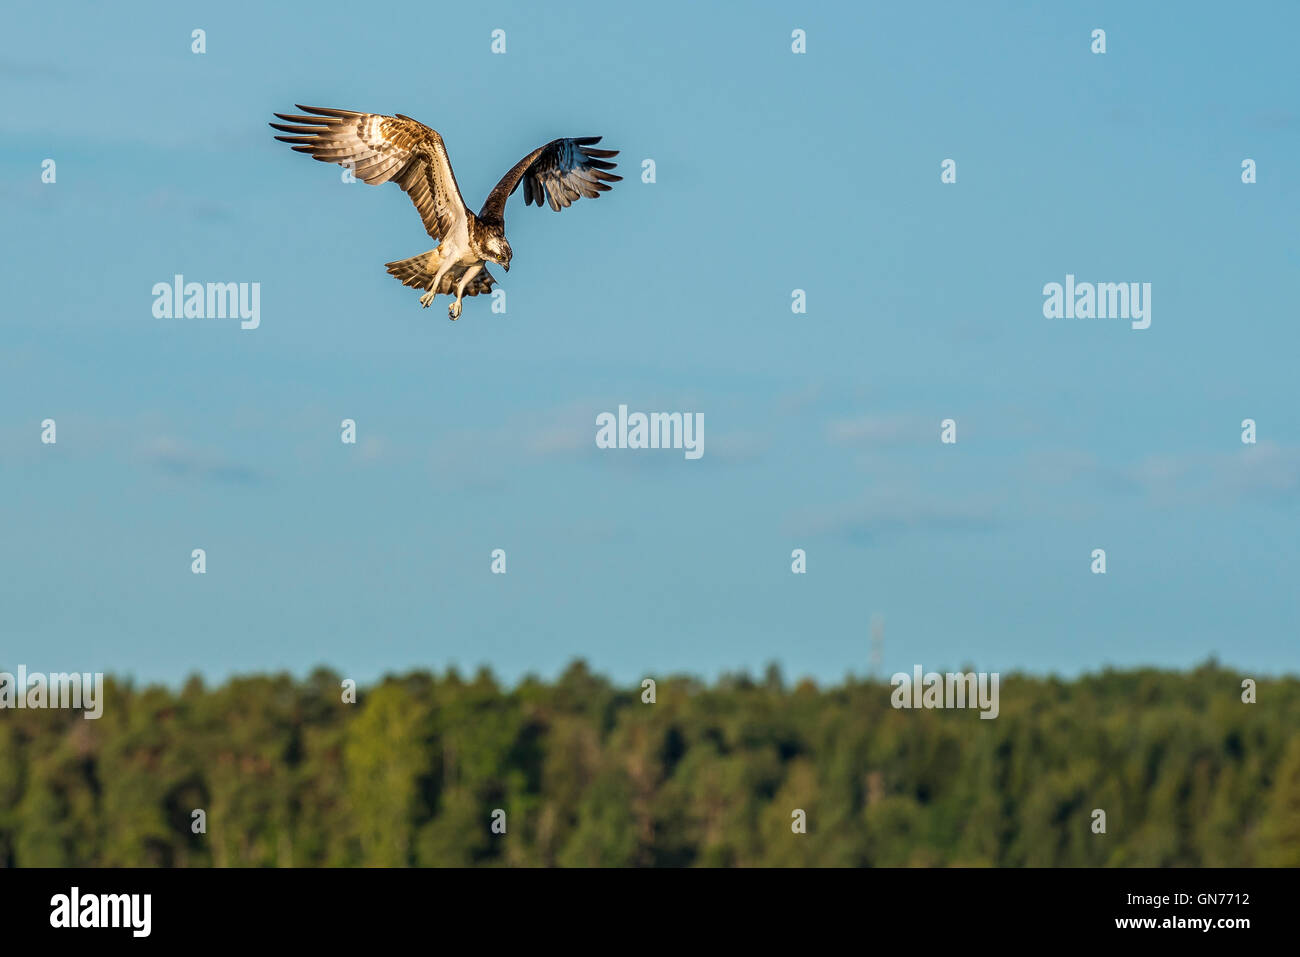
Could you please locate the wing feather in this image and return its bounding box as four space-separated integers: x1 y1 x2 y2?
270 105 469 242
478 137 621 225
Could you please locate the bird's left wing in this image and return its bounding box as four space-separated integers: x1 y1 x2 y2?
270 105 470 242
478 137 621 225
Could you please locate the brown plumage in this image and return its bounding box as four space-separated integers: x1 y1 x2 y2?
384 249 497 297
270 105 621 319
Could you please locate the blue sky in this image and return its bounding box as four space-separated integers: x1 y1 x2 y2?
2 0 1297 687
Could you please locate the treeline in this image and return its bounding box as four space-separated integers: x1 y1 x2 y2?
1 660 1297 867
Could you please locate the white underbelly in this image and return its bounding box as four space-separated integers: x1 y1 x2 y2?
436 224 477 265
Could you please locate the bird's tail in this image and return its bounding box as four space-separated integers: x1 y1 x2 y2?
384 250 498 298
384 249 442 290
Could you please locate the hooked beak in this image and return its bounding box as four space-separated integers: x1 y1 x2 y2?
502 261 510 272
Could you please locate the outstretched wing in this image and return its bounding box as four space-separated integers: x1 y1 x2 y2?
270 105 470 242
478 137 621 224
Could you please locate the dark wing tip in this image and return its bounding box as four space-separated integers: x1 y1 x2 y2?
295 104 356 118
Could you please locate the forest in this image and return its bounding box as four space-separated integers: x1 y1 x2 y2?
1 660 1297 867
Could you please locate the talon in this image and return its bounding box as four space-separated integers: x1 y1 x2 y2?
448 301 462 320
419 290 436 308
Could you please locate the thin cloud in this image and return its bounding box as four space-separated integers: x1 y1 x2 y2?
825 414 925 447
1027 442 1300 506
140 437 268 486
790 490 1002 545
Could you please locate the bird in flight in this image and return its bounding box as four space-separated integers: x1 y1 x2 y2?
270 105 621 319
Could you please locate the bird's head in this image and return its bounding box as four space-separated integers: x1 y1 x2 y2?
486 236 512 272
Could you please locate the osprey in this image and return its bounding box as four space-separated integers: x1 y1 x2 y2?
270 105 621 319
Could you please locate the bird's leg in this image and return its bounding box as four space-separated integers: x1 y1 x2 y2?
448 263 483 321
420 255 455 309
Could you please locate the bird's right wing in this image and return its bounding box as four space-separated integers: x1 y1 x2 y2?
270 105 470 242
478 137 620 226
